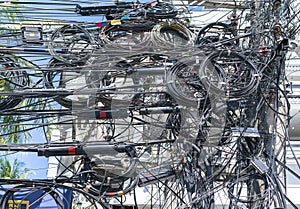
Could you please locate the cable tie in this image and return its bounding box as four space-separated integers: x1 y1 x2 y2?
110 19 121 25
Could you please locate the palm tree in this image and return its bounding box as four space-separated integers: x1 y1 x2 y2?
0 157 32 179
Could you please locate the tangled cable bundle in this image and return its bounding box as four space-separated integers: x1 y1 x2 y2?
151 21 195 49
48 24 96 64
0 53 29 110
0 0 299 208
101 23 153 52
200 50 260 97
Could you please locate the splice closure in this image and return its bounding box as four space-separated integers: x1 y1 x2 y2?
95 107 128 119
37 143 136 157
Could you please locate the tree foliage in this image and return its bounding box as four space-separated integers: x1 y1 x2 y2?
0 157 32 179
